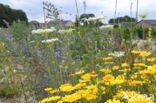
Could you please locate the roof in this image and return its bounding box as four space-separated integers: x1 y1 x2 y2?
30 20 40 24
137 20 156 26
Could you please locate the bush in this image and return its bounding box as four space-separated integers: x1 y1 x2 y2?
0 82 20 98
134 26 148 39
0 3 28 28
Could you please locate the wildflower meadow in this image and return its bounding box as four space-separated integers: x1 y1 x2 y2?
0 0 156 103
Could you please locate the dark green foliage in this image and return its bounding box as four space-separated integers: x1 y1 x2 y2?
134 26 148 39
0 82 20 98
80 13 95 20
109 15 136 24
151 28 156 39
113 24 119 28
0 3 28 27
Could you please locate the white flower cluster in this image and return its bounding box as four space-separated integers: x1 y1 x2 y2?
32 27 56 34
99 25 114 29
108 51 125 57
85 16 106 22
58 29 75 34
132 39 156 51
41 38 59 43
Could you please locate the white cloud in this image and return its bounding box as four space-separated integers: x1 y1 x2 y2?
0 0 156 22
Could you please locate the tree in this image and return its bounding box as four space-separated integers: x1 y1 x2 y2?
0 3 28 27
109 15 136 24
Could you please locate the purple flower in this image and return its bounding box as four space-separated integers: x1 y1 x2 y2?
9 34 14 37
39 57 44 60
40 49 46 52
43 7 46 10
34 84 40 87
102 38 107 42
43 1 45 5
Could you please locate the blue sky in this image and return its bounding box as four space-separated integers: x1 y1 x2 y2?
0 0 156 23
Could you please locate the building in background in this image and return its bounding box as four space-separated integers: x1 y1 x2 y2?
136 20 156 28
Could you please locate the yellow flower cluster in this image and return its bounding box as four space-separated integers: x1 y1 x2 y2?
103 57 114 65
131 50 151 57
147 58 156 62
39 50 155 103
39 96 61 103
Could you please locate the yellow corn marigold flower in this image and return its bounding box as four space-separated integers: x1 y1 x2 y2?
103 74 114 82
75 70 85 75
85 85 98 94
100 68 111 73
139 66 156 75
48 96 61 101
128 95 154 103
74 83 86 89
110 79 124 85
131 50 151 57
60 84 74 92
104 62 113 65
147 58 156 62
81 72 97 80
57 100 63 103
44 88 53 92
50 89 59 94
108 76 125 85
62 93 81 102
79 79 90 83
122 63 130 67
112 66 120 70
148 65 156 71
131 50 141 54
84 93 97 101
133 67 141 69
105 98 121 103
103 57 113 61
139 51 151 57
39 96 61 103
75 89 89 97
134 63 148 68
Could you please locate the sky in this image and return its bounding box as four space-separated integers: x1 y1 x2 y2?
0 0 156 23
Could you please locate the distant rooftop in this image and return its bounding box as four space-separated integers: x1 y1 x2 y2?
138 20 156 25
136 19 156 28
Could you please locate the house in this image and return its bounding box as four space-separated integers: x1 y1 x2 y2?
30 20 75 29
30 20 40 29
63 20 75 27
136 20 156 28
